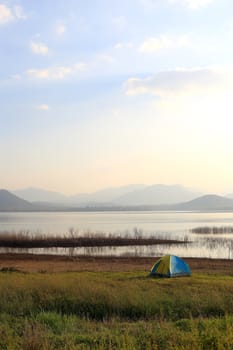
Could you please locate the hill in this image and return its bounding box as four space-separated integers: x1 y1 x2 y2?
69 184 145 205
0 189 35 211
113 184 200 206
173 194 233 211
13 187 68 203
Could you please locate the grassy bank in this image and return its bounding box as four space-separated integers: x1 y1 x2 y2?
0 270 233 349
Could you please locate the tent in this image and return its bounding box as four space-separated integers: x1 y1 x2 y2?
150 255 191 277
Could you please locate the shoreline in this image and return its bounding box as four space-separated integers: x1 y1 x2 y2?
0 253 232 273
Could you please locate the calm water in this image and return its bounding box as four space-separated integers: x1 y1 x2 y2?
1 211 233 259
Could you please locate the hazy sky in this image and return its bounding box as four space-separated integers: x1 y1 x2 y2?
1 0 233 194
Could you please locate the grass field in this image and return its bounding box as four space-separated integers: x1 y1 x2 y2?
0 263 233 349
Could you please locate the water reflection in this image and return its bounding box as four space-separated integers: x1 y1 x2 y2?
1 211 233 259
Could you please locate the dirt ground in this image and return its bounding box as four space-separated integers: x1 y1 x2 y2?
0 254 232 274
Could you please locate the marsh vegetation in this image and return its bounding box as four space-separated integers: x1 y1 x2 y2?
1 227 233 259
191 226 233 234
0 229 188 248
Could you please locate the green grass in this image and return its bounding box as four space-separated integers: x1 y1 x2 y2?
1 313 233 350
0 271 233 349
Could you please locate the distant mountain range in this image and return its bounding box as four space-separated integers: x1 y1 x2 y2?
69 184 146 205
1 185 233 211
13 185 146 205
13 184 200 207
113 184 200 206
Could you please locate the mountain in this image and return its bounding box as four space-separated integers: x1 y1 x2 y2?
0 189 35 211
69 184 145 205
13 185 146 205
12 184 200 206
13 187 68 203
2 189 233 212
173 194 233 211
113 184 200 206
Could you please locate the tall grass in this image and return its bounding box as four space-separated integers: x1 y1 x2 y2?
0 313 233 350
0 271 232 320
0 271 233 349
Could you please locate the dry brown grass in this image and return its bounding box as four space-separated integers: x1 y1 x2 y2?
0 230 187 248
0 254 232 274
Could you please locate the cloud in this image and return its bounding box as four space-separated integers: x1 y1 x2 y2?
114 42 133 49
13 5 27 19
124 66 230 98
56 23 67 36
0 4 26 25
30 41 49 55
140 0 214 10
26 62 86 80
168 0 214 9
97 54 115 63
139 35 190 53
36 104 50 111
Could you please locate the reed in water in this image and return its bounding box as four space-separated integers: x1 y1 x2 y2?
0 228 189 248
191 226 233 234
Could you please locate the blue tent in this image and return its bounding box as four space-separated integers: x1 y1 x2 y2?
150 255 191 277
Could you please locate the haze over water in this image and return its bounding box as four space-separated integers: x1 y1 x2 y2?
1 211 233 235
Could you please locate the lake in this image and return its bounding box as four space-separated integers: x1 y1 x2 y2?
0 211 233 259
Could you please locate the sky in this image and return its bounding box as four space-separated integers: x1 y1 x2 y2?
1 0 233 195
